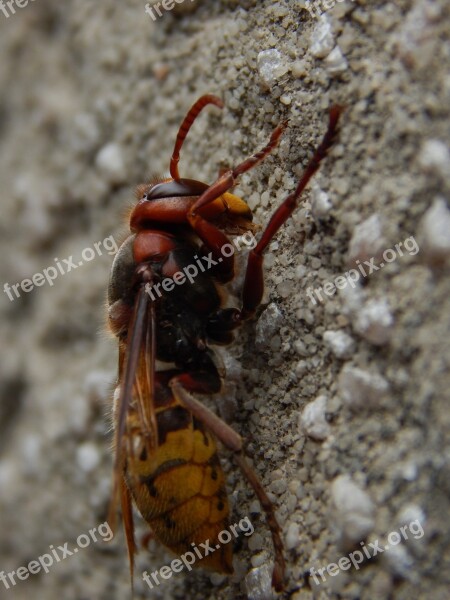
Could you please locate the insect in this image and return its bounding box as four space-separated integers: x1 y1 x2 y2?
107 94 341 591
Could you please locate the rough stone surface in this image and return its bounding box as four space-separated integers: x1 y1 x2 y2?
1 1 449 599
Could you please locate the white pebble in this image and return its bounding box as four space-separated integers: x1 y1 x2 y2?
382 544 416 581
251 552 269 568
323 330 356 359
340 283 365 314
292 60 307 78
286 522 300 550
397 504 426 531
418 139 450 178
338 365 389 408
399 461 418 482
300 395 330 441
331 475 375 543
311 183 333 220
257 49 289 89
96 142 126 184
310 17 335 59
394 1 437 68
347 214 386 266
249 499 261 514
324 45 348 74
354 298 394 345
277 279 294 298
255 303 284 349
419 197 450 264
76 442 101 473
245 564 274 600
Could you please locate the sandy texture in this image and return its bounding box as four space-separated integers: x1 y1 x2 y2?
1 1 449 599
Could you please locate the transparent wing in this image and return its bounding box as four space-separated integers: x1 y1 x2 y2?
108 286 158 581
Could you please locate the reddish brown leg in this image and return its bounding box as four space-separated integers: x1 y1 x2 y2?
170 95 224 180
240 106 342 319
171 379 242 452
234 453 285 592
170 379 285 591
186 121 288 281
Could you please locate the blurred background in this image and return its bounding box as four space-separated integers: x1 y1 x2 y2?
0 1 449 599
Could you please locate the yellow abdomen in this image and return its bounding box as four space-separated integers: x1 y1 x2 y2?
125 397 233 574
